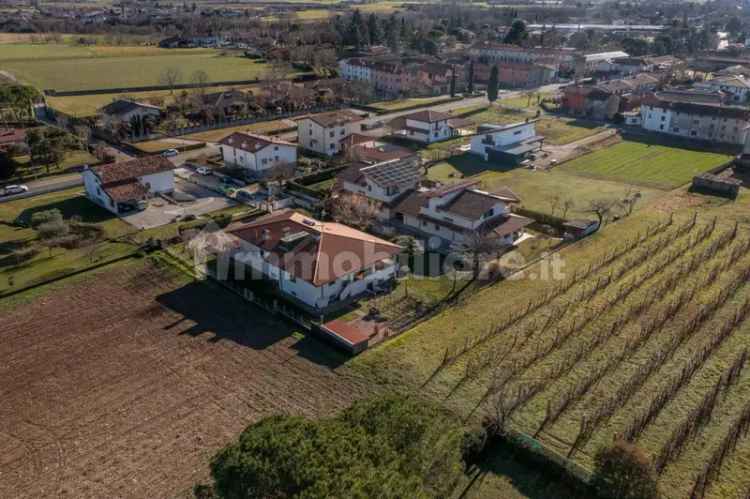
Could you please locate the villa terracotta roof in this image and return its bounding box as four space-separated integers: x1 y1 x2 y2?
219 131 295 153
229 210 401 286
0 128 26 146
91 156 175 184
404 109 452 123
306 110 364 128
104 180 150 202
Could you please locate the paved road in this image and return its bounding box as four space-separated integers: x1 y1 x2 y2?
0 173 83 203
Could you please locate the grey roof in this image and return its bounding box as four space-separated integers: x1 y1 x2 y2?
360 157 421 188
100 99 161 115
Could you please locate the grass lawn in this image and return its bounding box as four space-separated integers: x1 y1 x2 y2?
370 96 453 112
536 118 606 145
451 104 530 126
131 139 193 154
12 150 98 178
562 139 733 190
1 44 289 92
182 118 298 142
0 188 135 293
426 153 661 218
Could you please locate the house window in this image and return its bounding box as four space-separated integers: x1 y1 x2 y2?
483 208 494 218
330 143 335 150
660 124 664 130
329 131 334 138
673 127 679 133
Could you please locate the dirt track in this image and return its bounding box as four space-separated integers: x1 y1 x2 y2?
0 261 366 498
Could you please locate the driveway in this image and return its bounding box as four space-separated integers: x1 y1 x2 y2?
120 178 236 229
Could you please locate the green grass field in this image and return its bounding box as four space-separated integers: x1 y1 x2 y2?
562 140 732 190
427 153 660 218
536 118 606 146
1 44 286 92
371 96 453 112
182 118 298 142
0 188 134 293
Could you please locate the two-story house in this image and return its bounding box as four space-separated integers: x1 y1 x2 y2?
470 121 544 163
391 180 532 250
298 110 364 156
225 209 402 312
336 157 422 220
395 110 453 144
82 156 175 215
219 132 297 178
696 75 750 104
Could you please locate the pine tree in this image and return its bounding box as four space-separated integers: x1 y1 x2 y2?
450 66 456 97
467 60 475 94
487 65 499 103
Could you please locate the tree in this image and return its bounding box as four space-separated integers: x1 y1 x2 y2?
159 67 182 95
591 440 659 499
206 395 467 499
467 60 475 94
0 150 18 180
487 65 499 103
503 19 528 45
586 198 616 226
191 70 210 98
367 13 381 46
459 230 505 280
621 190 642 216
561 198 574 219
450 65 456 98
726 16 743 36
329 192 379 231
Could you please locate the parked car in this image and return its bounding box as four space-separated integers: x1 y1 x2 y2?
196 166 212 176
2 184 28 196
161 149 179 158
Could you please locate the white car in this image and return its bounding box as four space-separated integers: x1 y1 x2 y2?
161 149 179 158
2 184 29 196
196 166 212 176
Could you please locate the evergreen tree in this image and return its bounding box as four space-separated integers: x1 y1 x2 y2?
504 19 528 46
467 60 475 94
367 13 381 45
487 65 499 103
450 66 456 97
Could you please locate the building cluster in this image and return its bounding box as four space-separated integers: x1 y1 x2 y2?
338 57 457 97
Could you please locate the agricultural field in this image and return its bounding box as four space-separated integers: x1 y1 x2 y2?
0 44 286 92
562 139 732 190
354 208 750 499
427 154 661 218
536 118 607 146
0 258 366 498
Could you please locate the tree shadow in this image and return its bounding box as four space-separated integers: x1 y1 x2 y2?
14 194 118 226
438 153 519 178
155 280 350 369
456 441 586 499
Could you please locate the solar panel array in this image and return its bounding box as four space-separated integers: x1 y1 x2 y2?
361 158 421 187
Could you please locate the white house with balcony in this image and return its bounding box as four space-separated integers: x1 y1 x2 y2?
224 210 402 312
470 121 544 163
82 156 175 215
395 110 454 144
298 110 364 156
391 180 532 250
219 132 297 178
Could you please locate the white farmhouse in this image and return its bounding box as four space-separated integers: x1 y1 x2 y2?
219 132 297 178
470 121 544 163
82 156 175 215
641 91 750 145
298 110 364 156
395 110 454 144
225 210 401 312
338 58 373 83
391 180 532 250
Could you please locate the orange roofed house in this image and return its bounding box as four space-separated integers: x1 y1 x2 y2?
224 210 402 312
82 156 175 215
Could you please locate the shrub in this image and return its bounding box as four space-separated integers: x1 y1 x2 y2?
591 440 659 499
30 209 63 229
37 219 69 240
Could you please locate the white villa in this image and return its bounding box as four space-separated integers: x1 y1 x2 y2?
226 210 402 312
470 121 544 163
82 156 175 215
298 110 364 156
219 132 297 177
391 180 532 250
395 110 454 144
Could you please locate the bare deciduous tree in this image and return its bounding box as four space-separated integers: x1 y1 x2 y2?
329 192 379 231
159 67 182 94
586 199 616 226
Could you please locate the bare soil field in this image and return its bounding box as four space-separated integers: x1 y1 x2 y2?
0 259 366 498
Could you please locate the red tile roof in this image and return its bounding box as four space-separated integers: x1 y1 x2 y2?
219 131 295 153
91 156 175 184
404 109 452 123
0 128 26 146
306 110 364 128
229 210 401 286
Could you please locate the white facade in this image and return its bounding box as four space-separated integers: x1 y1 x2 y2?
232 245 398 310
220 142 297 174
339 59 373 83
403 116 452 144
470 122 537 161
641 103 750 145
82 168 174 215
298 118 359 156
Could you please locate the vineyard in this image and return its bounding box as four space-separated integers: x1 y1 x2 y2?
378 214 750 499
